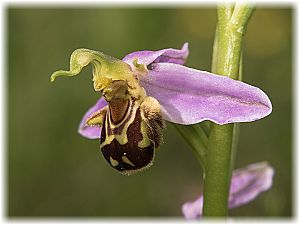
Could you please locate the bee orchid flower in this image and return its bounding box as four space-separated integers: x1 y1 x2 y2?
182 162 275 219
50 43 272 175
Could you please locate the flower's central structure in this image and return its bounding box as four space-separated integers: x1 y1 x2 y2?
51 49 165 175
50 43 272 175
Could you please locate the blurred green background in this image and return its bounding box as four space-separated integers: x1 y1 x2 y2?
8 6 292 217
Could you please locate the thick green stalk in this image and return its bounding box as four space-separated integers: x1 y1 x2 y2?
202 4 254 217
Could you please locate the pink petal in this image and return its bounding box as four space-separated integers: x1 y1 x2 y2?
182 196 204 220
229 162 274 208
122 43 189 67
78 97 107 139
140 63 272 125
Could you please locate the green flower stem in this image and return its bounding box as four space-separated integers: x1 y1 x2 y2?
202 4 255 217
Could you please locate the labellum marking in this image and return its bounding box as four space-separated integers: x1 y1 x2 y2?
138 120 152 148
100 98 139 148
121 155 135 166
109 156 119 167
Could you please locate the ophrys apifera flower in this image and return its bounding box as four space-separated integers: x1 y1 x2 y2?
182 162 274 219
50 43 272 175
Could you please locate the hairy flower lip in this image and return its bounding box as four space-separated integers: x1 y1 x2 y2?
182 162 275 219
78 43 272 139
